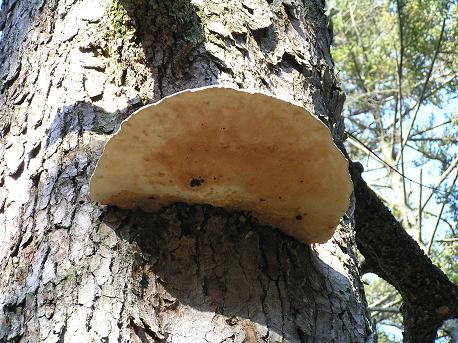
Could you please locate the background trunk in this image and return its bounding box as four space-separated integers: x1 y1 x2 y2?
0 0 372 341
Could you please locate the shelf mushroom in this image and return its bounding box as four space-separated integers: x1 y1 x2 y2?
89 86 353 243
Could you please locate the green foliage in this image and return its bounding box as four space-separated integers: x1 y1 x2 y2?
433 240 458 284
332 0 458 241
333 0 458 102
332 0 458 154
363 276 403 340
331 0 458 339
377 331 399 343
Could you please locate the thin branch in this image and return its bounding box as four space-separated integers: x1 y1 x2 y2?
350 51 369 93
395 16 447 166
345 89 398 105
377 322 403 330
347 108 372 117
348 3 372 82
437 238 458 243
395 0 407 206
347 132 452 194
346 63 387 141
418 169 423 243
426 172 458 255
383 74 456 132
346 133 378 156
369 183 394 189
410 137 458 143
422 74 457 100
369 293 396 308
421 156 458 211
346 116 374 131
370 174 393 183
371 298 403 316
364 160 422 173
405 143 446 163
381 298 402 309
369 307 400 313
410 119 453 137
422 210 456 234
391 94 399 158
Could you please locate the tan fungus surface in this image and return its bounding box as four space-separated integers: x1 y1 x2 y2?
89 87 353 243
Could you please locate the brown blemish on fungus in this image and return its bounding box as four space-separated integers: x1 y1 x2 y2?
89 86 353 243
190 178 205 187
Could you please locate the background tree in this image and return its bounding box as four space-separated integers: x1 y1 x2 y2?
331 0 458 340
0 0 372 342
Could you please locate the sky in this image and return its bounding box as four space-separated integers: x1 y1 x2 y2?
358 97 458 241
352 97 458 342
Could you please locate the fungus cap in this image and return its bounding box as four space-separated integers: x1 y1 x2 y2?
89 86 353 243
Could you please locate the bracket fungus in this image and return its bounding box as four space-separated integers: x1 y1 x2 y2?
89 86 353 243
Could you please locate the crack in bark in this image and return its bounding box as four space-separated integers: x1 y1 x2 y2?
275 240 287 341
257 274 271 342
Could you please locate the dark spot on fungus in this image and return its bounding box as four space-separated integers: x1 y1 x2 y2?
148 195 157 200
190 178 205 187
295 215 303 221
259 198 266 202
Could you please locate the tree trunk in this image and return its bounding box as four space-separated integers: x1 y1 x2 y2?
0 0 372 341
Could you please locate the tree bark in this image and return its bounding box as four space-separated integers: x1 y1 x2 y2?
0 0 372 342
350 162 458 343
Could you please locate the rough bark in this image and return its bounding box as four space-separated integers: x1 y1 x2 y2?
350 162 458 343
0 0 372 342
